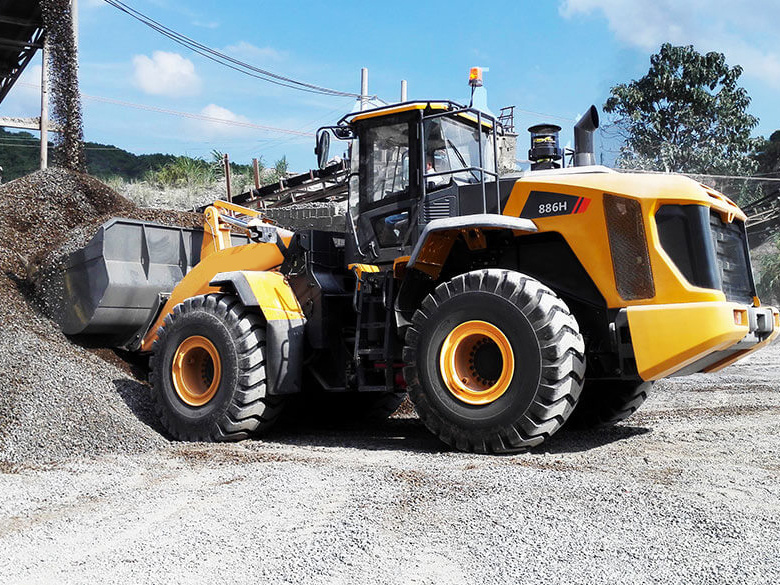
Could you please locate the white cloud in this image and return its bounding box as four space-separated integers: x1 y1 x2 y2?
194 104 255 139
201 104 248 123
559 0 780 88
132 51 202 97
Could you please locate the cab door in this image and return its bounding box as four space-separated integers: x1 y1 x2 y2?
353 113 420 264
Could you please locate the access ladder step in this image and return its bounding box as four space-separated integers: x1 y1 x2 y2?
358 348 385 358
358 385 390 393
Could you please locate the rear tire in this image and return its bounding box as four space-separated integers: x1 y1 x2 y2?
567 380 652 428
403 269 585 453
150 293 284 441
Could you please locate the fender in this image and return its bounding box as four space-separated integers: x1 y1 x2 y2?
407 214 538 278
394 215 538 328
211 270 306 395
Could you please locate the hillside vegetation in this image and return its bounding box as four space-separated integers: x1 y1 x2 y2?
0 128 287 185
0 128 290 209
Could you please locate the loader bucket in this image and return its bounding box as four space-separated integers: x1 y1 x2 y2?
56 218 250 349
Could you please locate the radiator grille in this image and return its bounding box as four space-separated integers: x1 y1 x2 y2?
423 196 454 222
710 212 754 304
604 194 655 300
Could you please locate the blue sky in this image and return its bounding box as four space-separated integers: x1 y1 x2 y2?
3 0 779 171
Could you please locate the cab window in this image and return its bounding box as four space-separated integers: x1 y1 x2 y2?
359 118 413 207
424 116 495 187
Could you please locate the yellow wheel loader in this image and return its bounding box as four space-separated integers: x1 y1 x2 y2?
59 100 778 453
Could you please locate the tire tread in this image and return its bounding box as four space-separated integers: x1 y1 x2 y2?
403 269 585 453
150 293 283 442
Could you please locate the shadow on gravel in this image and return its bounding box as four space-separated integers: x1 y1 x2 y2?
269 419 652 455
537 425 652 454
74 338 150 379
270 417 448 454
112 379 168 436
107 377 652 456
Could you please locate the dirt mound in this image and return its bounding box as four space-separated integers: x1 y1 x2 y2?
0 169 201 464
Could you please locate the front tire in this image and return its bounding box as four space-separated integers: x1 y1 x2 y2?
403 269 585 453
149 293 284 441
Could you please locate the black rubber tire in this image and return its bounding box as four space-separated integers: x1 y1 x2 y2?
567 379 652 428
149 293 284 441
403 269 586 453
283 391 406 425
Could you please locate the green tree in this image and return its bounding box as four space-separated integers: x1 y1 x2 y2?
753 130 780 175
604 44 760 177
758 236 780 305
273 155 289 178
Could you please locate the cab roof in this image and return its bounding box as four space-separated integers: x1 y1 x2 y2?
341 101 458 125
341 100 498 130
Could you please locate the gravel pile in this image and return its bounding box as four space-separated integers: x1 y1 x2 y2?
0 169 201 464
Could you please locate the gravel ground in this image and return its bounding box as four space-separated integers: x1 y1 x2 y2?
1 343 778 585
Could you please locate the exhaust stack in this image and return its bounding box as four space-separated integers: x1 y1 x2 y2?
573 105 599 167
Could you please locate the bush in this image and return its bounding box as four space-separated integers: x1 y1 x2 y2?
151 157 214 189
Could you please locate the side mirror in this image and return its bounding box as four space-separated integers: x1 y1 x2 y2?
316 131 331 170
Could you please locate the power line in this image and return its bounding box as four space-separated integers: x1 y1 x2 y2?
515 108 574 123
17 82 316 137
252 103 350 152
101 0 367 99
85 93 315 136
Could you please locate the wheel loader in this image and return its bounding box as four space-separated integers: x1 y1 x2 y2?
58 99 779 453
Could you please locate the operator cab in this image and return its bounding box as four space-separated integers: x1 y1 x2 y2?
317 101 503 264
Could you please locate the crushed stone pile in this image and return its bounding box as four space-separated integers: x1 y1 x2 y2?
0 169 201 464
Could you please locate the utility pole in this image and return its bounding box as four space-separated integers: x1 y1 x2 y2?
253 158 261 190
360 68 368 111
40 35 49 170
223 153 232 202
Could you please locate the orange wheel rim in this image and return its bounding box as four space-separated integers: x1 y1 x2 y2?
171 336 222 407
439 320 514 405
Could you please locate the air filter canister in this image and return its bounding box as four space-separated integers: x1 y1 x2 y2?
528 124 562 170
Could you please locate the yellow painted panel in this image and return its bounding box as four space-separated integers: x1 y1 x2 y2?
212 199 262 218
455 112 494 128
140 242 287 352
349 102 448 122
626 302 749 380
241 271 304 321
348 263 380 278
502 172 744 308
348 263 381 290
